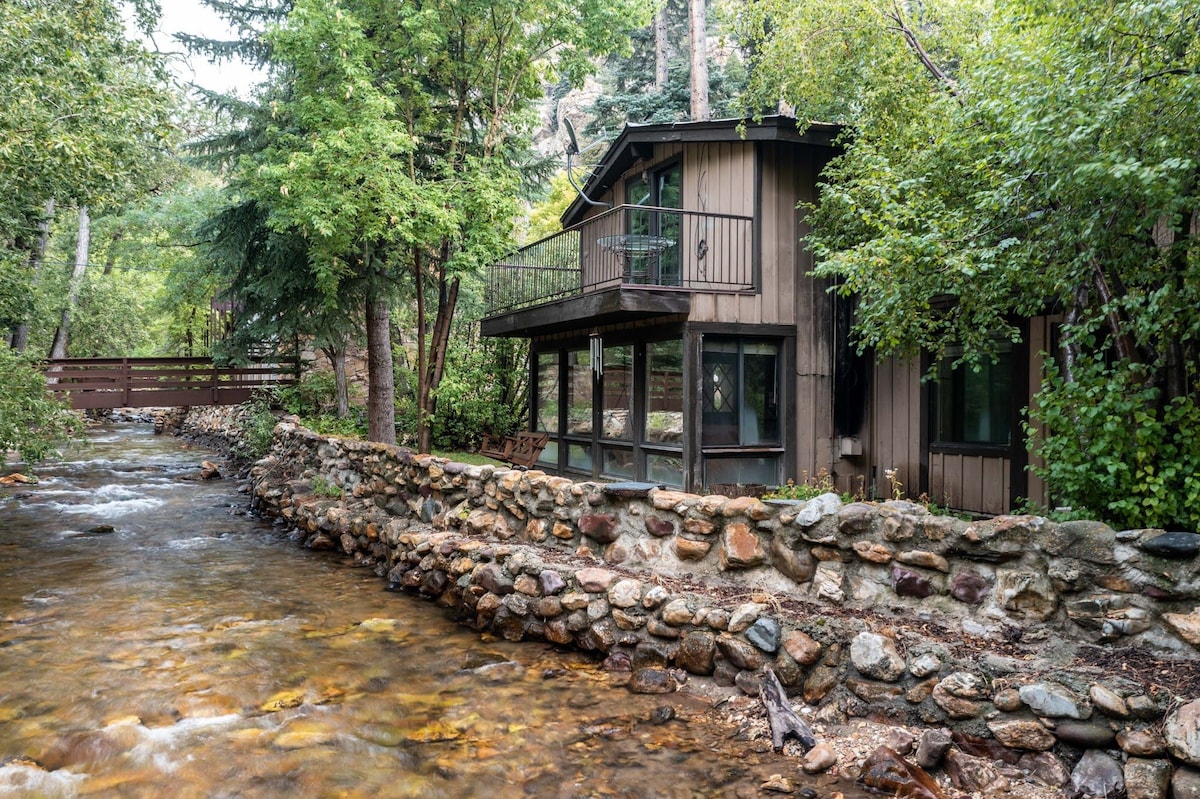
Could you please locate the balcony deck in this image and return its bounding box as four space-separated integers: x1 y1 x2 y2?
483 205 753 336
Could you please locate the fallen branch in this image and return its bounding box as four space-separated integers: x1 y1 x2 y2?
761 668 817 753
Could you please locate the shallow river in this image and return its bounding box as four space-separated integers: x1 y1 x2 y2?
0 424 865 798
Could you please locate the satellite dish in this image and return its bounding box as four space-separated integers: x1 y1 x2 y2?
562 117 611 209
564 118 580 156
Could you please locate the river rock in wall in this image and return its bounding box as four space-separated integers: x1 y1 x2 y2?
1139 532 1200 558
850 632 906 682
1070 750 1124 799
858 746 947 799
1166 699 1200 766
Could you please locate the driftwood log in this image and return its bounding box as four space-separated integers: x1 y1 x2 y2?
761 669 817 753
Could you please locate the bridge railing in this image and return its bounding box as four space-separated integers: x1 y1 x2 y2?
43 357 297 410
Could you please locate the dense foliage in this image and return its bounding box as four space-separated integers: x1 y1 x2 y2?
0 349 82 463
588 0 746 130
739 0 1200 527
0 0 177 462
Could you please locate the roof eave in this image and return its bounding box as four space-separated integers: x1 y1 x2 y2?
561 116 843 226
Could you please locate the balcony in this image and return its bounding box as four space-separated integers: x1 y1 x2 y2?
484 205 755 320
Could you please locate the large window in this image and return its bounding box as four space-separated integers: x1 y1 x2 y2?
534 351 559 468
933 343 1013 447
533 336 684 486
702 339 780 447
643 339 684 487
566 348 593 471
701 338 782 489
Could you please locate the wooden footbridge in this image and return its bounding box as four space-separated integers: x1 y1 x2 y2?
43 357 296 410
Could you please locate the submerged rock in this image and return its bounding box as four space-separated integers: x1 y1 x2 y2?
628 668 676 694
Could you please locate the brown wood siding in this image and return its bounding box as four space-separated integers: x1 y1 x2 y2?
780 142 836 481
1023 314 1059 509
866 356 924 502
929 453 1011 516
684 142 762 325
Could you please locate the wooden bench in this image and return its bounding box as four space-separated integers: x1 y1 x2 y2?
479 431 549 468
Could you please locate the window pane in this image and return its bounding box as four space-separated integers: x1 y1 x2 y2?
626 177 650 237
626 176 651 207
647 452 684 487
743 344 780 445
702 343 739 445
567 442 593 471
601 447 635 479
656 165 680 209
601 344 633 440
535 351 559 434
645 340 684 444
537 440 559 469
935 344 1012 446
705 456 779 488
566 348 592 436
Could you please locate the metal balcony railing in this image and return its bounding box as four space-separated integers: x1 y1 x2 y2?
486 205 755 315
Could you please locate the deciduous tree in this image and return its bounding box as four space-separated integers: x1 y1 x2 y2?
738 0 1200 526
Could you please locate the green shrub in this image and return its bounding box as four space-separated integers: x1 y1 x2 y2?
1028 355 1200 530
232 394 278 462
311 475 342 498
0 348 83 463
275 371 341 417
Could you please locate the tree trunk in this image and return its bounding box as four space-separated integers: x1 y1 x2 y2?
12 198 55 353
688 0 709 121
1091 261 1140 367
49 205 90 360
414 246 431 453
322 341 351 418
654 6 670 91
418 267 461 453
365 287 395 445
102 228 124 276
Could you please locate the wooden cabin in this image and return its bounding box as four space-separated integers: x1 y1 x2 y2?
481 116 1052 515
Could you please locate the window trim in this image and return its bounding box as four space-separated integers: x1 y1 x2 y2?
928 341 1015 451
700 336 782 449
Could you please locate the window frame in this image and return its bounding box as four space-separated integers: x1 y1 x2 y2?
927 340 1018 457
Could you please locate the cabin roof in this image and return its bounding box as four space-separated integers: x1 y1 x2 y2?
562 116 844 226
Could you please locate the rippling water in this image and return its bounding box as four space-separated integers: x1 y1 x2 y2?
0 424 863 798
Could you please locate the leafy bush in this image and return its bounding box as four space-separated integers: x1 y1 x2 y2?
765 468 867 504
765 469 838 501
0 348 83 463
274 371 342 418
311 475 342 498
231 393 279 462
269 371 366 440
304 413 366 438
397 331 527 452
1028 355 1200 530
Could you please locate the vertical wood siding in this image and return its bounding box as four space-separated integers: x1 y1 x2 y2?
929 453 1011 516
1023 315 1058 509
867 356 924 502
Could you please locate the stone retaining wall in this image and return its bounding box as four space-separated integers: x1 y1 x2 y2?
179 406 1200 798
